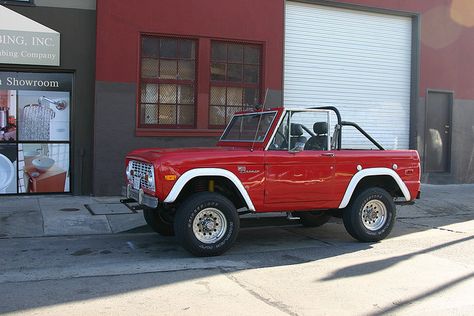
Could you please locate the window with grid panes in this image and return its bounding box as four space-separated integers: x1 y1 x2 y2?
140 36 196 128
209 41 261 128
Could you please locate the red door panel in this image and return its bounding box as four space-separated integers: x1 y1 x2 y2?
264 150 336 209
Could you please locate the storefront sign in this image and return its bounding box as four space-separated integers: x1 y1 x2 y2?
0 31 60 66
0 72 72 91
0 6 60 66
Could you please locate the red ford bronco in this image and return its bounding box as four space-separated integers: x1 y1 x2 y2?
122 107 420 256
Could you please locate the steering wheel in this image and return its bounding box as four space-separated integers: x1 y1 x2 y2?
269 130 288 150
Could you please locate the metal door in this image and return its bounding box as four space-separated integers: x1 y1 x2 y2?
284 2 412 150
424 91 452 172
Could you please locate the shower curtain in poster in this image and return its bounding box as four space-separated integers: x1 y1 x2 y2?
0 71 72 194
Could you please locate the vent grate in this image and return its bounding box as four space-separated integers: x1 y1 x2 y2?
131 160 155 191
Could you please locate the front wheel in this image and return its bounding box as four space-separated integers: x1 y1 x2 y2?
343 188 396 242
174 192 240 257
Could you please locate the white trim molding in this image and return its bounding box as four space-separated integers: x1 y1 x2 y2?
163 168 256 211
338 167 411 209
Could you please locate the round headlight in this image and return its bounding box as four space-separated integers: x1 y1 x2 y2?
147 174 154 185
126 162 133 180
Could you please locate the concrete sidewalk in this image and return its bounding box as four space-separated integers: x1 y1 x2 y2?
0 184 473 239
0 195 146 238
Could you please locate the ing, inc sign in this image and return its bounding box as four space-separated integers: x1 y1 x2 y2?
0 5 60 66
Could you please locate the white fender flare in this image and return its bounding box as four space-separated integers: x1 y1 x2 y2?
163 168 256 211
338 167 411 209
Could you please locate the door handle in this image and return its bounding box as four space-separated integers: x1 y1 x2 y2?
321 152 335 157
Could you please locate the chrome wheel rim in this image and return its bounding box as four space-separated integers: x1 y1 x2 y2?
361 199 387 231
192 208 227 244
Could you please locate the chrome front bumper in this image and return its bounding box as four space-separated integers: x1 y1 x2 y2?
121 185 159 209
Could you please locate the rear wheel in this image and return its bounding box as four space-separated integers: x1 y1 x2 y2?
174 192 240 257
343 188 396 242
143 207 174 236
297 211 331 227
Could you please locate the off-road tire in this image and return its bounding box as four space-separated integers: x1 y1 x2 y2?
297 211 331 227
143 207 175 236
343 188 396 242
174 192 240 257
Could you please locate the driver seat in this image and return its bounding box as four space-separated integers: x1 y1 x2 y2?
304 122 328 150
289 123 306 150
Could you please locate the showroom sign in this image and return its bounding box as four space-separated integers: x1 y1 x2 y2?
0 5 60 66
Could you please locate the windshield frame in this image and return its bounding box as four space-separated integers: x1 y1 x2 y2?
219 111 278 143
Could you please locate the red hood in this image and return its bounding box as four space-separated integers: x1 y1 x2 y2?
127 146 264 167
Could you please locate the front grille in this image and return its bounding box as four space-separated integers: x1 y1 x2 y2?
130 160 155 191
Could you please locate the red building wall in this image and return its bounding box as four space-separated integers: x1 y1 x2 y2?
96 0 284 92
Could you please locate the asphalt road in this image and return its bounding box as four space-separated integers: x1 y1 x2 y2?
1 196 474 316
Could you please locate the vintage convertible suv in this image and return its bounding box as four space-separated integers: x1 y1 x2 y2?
122 107 421 256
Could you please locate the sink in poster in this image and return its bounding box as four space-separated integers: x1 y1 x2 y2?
32 157 55 172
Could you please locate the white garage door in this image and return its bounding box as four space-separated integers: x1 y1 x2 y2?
284 2 412 149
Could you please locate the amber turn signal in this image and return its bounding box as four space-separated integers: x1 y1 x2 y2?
164 175 177 181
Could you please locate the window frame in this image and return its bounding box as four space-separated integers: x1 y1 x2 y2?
135 34 264 137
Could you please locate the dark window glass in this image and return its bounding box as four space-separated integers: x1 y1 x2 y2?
179 40 195 59
142 38 160 58
228 44 243 63
227 64 243 82
244 46 260 64
243 65 259 83
160 38 177 58
211 42 227 61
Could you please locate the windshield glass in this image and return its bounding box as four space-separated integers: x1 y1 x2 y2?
220 112 276 142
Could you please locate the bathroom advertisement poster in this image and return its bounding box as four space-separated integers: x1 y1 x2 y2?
0 71 72 195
